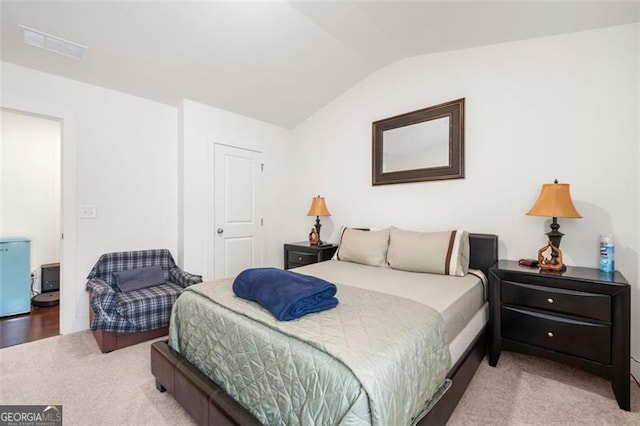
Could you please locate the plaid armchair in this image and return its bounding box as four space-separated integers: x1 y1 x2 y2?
86 249 202 336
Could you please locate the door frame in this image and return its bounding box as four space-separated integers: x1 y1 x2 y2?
0 102 76 335
207 142 264 281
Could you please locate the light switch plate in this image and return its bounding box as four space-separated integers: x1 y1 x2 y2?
79 205 97 219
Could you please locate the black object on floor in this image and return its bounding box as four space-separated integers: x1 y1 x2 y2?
32 290 60 308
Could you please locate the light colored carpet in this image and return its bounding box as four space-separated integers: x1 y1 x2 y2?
0 331 195 425
1 331 638 425
449 351 640 425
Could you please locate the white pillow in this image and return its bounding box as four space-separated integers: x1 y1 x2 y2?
336 227 389 267
387 227 469 276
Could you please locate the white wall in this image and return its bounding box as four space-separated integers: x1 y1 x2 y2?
290 25 640 361
180 99 292 280
1 110 61 290
635 22 640 381
1 62 179 333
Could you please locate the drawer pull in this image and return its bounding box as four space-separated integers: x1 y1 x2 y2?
547 331 554 338
298 256 303 261
547 298 554 304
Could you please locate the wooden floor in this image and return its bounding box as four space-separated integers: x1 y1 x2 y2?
0 305 60 349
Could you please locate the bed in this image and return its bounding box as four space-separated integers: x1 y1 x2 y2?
151 232 498 425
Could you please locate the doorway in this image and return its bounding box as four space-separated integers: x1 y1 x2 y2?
0 109 61 347
212 143 263 279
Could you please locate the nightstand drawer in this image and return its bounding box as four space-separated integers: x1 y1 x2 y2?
502 280 610 322
287 250 317 266
502 306 611 364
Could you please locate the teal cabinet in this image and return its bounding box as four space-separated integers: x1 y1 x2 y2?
0 236 31 317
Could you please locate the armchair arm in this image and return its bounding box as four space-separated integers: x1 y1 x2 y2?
86 278 115 295
170 267 203 288
86 278 121 330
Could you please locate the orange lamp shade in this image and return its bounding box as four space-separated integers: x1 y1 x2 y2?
307 196 331 217
527 182 582 219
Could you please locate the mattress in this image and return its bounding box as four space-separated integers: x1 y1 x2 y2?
168 260 487 424
293 260 486 345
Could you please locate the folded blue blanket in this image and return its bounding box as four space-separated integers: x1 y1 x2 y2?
232 268 338 321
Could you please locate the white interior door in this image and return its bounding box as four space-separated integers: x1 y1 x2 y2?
213 144 263 279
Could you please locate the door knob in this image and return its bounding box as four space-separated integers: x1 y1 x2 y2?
217 228 224 234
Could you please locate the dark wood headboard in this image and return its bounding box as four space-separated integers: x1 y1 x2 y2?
469 233 499 277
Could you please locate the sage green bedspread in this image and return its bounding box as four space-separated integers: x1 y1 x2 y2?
169 279 451 426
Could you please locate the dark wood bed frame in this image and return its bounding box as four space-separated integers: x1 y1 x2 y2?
151 233 499 425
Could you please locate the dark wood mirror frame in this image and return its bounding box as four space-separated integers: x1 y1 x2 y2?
372 98 465 186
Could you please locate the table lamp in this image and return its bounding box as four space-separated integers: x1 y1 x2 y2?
307 195 331 245
526 179 582 271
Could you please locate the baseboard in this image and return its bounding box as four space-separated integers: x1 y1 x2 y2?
631 356 640 384
63 315 90 335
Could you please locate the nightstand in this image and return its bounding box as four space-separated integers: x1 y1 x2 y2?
488 260 630 410
283 242 338 270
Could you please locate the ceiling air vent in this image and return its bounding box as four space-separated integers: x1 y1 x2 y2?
21 25 87 60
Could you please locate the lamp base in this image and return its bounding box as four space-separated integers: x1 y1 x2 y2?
314 216 323 245
546 217 564 249
540 263 567 272
537 241 565 272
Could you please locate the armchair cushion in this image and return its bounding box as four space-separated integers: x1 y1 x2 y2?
114 265 165 292
114 283 183 332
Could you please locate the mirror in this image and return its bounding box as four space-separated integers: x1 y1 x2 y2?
372 98 464 185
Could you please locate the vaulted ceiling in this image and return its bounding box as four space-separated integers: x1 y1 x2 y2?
2 1 638 128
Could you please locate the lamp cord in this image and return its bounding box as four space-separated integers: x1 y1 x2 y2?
631 356 640 387
30 272 40 298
